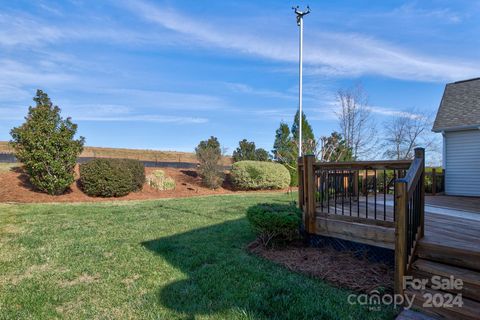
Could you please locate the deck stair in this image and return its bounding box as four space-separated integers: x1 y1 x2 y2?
404 239 480 320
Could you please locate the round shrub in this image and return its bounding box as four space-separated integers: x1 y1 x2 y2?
247 203 302 246
79 158 145 197
230 161 290 190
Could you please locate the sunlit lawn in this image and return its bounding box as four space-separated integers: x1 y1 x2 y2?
0 193 396 319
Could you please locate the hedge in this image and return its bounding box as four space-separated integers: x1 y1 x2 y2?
247 203 302 246
230 161 290 190
79 158 145 197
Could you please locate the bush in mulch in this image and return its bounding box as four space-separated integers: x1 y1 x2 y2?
246 203 302 247
230 161 291 190
79 158 145 197
248 242 394 294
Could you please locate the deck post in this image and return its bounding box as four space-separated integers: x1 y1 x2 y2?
303 154 316 233
415 148 425 237
394 179 408 295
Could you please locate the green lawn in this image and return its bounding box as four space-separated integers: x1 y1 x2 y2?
0 193 396 319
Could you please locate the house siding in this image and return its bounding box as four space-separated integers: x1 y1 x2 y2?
445 129 480 197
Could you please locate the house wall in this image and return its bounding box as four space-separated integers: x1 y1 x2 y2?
444 129 480 197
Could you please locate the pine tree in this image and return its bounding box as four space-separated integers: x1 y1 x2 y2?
10 90 85 195
272 122 295 163
291 110 315 154
254 148 270 161
233 139 256 162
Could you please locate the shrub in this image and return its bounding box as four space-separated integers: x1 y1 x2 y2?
230 161 290 190
79 158 145 197
247 203 302 246
196 136 224 189
125 159 146 190
10 90 85 195
146 170 175 191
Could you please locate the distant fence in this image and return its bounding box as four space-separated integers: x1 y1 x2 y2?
0 153 16 163
0 153 232 170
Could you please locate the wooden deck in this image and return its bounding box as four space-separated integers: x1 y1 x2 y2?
425 195 480 213
315 195 480 255
300 153 480 318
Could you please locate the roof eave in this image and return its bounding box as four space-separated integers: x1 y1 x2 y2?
432 124 480 133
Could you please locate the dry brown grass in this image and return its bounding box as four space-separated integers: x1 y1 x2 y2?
0 141 232 165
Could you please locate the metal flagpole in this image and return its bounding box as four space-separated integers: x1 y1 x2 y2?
293 6 310 156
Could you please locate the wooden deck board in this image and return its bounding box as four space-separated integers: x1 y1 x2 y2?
425 195 480 213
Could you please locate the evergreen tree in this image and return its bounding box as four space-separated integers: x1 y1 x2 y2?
233 139 256 162
291 110 315 154
272 122 295 163
10 90 85 195
254 148 270 161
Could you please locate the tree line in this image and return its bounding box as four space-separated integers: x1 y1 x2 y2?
10 87 437 194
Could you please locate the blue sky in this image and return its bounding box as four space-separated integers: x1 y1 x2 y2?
0 1 479 156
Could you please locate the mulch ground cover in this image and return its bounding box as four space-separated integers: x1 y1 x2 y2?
248 241 394 294
0 165 293 203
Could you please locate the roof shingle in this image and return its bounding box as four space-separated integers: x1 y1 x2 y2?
432 78 480 132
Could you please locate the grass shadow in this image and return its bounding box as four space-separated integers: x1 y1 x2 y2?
142 217 396 319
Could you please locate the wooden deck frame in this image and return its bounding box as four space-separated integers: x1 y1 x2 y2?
298 149 427 296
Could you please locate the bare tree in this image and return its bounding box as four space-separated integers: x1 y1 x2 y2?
382 109 436 160
335 85 377 159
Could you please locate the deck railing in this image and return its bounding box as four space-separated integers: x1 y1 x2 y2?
394 148 425 295
298 148 426 296
313 160 411 222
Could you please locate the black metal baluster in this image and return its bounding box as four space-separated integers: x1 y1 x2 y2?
357 170 360 218
365 169 368 219
383 170 387 221
342 170 345 215
374 169 377 220
334 170 337 215
349 171 352 216
393 170 397 221
327 171 330 214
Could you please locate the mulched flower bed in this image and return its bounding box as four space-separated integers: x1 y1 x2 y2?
248 241 394 293
0 165 293 203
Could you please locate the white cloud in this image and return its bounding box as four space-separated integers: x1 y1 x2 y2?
99 88 227 111
224 82 295 100
122 1 479 82
74 114 208 124
366 106 422 119
0 103 208 125
0 59 73 86
393 3 462 24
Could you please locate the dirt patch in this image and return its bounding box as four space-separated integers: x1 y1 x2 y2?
3 263 52 286
248 241 393 293
60 273 101 287
0 165 294 203
122 274 141 287
0 224 23 234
